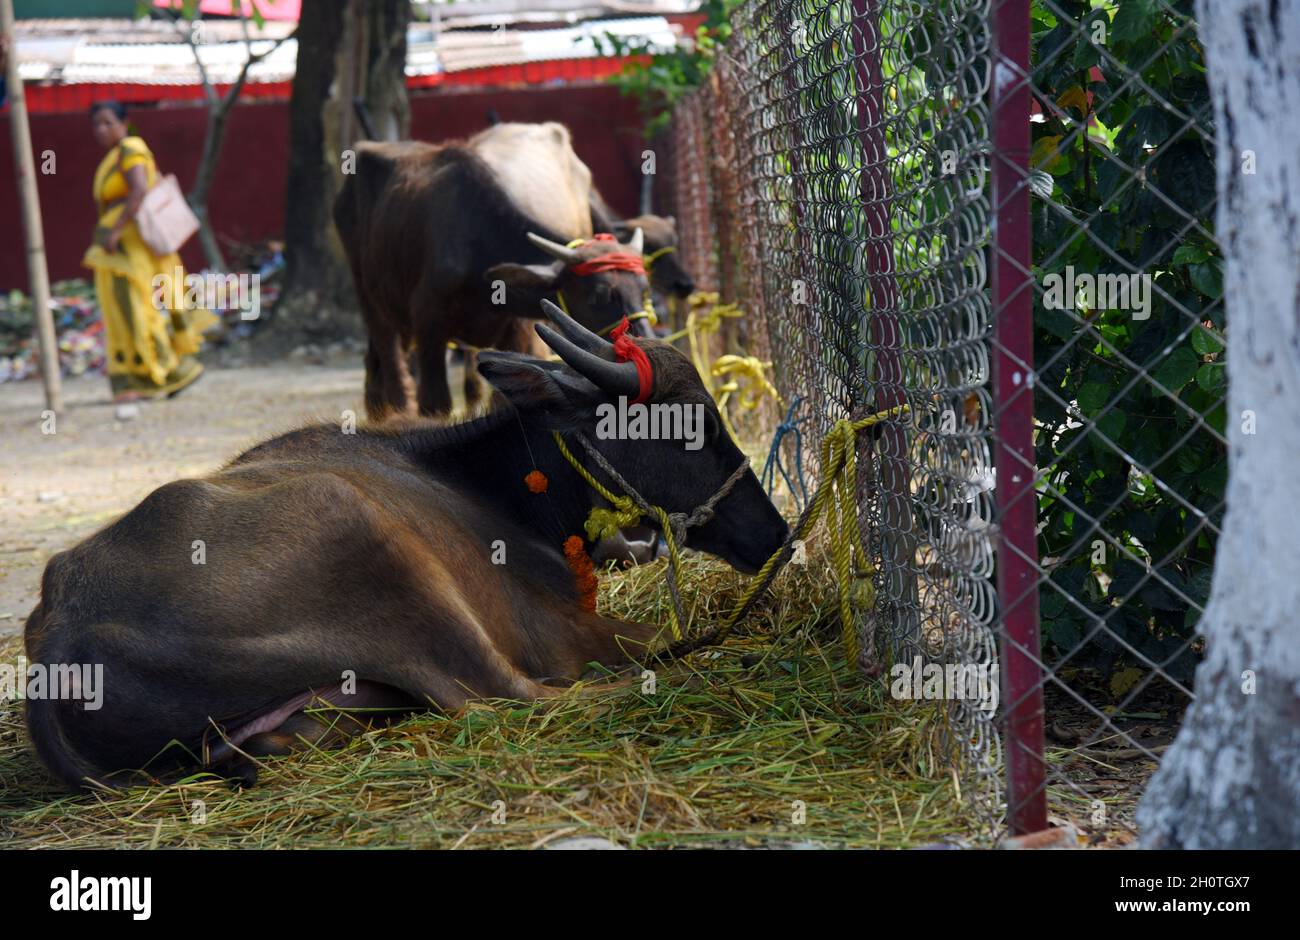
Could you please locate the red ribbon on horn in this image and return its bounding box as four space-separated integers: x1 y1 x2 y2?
569 233 646 277
609 317 654 405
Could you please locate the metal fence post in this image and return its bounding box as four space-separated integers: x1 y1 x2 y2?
851 0 921 663
990 0 1046 835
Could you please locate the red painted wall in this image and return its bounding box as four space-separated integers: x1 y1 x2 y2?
0 82 648 291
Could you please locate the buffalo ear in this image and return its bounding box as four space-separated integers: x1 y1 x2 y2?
476 351 601 430
485 262 561 298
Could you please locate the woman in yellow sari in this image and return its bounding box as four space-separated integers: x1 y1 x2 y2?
84 101 217 402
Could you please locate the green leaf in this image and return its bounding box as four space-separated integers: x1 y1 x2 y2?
1111 0 1162 45
1153 347 1199 392
1189 260 1224 299
1190 326 1225 356
1096 409 1127 442
1078 382 1111 416
1199 461 1227 499
1195 362 1226 392
1172 244 1210 266
1048 617 1083 652
1040 590 1068 619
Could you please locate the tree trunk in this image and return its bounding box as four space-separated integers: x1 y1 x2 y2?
280 0 350 306
363 0 410 142
273 0 408 344
189 103 229 271
1137 0 1300 848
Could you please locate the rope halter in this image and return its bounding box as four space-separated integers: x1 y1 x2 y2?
552 429 751 641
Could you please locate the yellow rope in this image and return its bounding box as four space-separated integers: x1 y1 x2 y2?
711 354 781 440
555 291 658 336
713 405 910 663
551 431 644 536
642 245 676 273
712 355 779 410
551 431 687 641
552 403 911 659
663 292 744 345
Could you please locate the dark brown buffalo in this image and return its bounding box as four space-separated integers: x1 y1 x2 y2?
334 127 651 419
590 203 695 301
24 301 788 790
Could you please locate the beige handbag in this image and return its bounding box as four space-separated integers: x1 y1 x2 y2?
114 145 200 256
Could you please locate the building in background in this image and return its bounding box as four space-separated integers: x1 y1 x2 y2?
0 0 701 288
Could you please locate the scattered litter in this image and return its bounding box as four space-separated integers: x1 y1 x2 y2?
0 281 104 382
115 403 141 421
544 837 625 850
37 491 63 503
997 824 1083 849
1 241 284 383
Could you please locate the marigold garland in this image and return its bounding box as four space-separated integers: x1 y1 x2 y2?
562 535 598 612
524 470 548 494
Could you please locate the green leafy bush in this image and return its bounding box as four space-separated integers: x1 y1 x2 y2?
596 0 740 136
1029 0 1223 682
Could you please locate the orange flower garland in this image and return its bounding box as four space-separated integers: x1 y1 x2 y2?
563 535 599 612
527 472 594 610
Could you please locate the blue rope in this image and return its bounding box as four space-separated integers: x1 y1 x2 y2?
761 395 810 513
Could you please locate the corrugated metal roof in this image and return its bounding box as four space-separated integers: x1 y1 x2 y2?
13 12 687 86
438 17 678 73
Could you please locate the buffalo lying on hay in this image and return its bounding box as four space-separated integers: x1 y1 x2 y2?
23 301 787 790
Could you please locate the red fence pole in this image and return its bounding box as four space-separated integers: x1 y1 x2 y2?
853 0 902 399
990 0 1047 835
851 0 918 663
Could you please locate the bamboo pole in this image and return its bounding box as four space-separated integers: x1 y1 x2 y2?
2 0 63 413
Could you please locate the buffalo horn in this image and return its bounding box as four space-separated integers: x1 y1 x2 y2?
536 324 640 399
527 232 582 265
537 298 614 357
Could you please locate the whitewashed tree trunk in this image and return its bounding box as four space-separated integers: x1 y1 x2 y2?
1137 0 1300 848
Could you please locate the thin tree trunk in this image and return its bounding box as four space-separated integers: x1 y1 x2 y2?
281 0 350 302
1137 0 1300 848
363 0 409 142
273 0 406 343
177 15 291 273
190 104 228 271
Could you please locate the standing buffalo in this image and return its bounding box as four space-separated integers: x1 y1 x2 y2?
590 202 696 301
24 301 788 789
334 123 652 419
471 122 695 302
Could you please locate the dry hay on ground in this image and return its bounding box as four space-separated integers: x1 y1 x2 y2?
0 545 977 849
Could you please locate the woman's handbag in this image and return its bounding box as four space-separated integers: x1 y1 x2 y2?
136 173 200 256
114 145 200 256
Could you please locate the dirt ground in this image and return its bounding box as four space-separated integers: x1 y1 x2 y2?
0 359 368 638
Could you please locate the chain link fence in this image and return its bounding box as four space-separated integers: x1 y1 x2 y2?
654 0 1220 842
